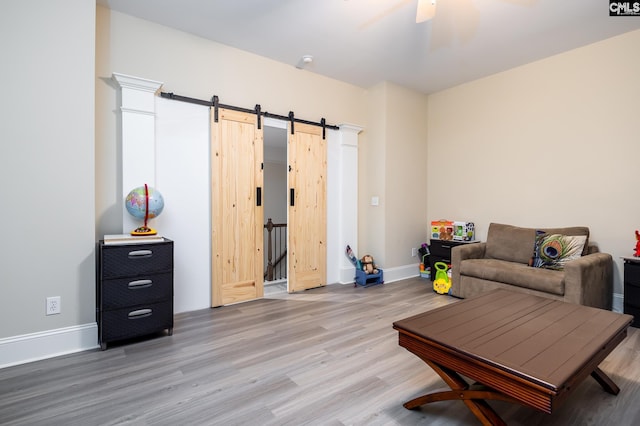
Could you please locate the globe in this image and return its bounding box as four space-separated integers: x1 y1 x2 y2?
125 185 164 235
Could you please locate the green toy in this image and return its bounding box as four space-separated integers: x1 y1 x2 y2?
433 261 451 294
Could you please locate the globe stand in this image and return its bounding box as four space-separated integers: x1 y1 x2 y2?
131 226 157 236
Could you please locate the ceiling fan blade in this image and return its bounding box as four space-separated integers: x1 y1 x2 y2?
416 0 437 23
358 0 413 30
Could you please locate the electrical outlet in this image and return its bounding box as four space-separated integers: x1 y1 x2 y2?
46 296 61 315
411 247 417 257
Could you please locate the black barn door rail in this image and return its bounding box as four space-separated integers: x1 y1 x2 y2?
160 92 338 137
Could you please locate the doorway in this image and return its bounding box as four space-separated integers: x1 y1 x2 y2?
262 119 328 294
263 123 288 295
210 112 329 306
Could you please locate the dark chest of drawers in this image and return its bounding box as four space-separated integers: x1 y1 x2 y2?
96 239 174 349
428 239 478 281
623 257 640 328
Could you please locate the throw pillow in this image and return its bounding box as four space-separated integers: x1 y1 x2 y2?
531 232 587 270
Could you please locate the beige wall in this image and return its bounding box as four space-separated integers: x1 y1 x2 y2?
0 0 95 338
385 84 429 267
360 82 429 267
427 30 640 297
360 83 387 264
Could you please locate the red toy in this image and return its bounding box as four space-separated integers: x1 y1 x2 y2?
635 230 640 257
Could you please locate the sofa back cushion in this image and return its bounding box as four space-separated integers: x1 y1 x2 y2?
538 226 590 256
485 223 590 264
485 223 536 264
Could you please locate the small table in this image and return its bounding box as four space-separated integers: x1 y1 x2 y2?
393 290 632 425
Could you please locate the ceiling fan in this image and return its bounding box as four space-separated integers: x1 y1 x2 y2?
356 0 535 51
416 0 437 23
415 0 535 23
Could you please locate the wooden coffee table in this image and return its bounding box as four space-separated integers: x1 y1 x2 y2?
393 290 633 425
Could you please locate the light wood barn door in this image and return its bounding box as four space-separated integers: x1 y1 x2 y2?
288 122 327 293
211 108 264 307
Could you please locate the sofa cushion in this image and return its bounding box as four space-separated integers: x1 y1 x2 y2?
537 226 590 256
532 233 587 270
485 223 536 264
540 226 589 256
459 258 564 295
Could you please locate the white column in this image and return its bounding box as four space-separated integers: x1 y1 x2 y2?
338 124 363 284
112 73 163 233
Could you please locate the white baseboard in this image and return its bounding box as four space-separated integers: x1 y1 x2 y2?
339 263 419 285
339 267 354 284
0 323 98 369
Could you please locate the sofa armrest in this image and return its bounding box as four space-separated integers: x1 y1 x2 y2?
563 252 613 310
450 243 486 298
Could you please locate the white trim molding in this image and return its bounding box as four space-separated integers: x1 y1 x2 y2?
377 263 421 284
0 323 99 369
112 72 163 93
339 263 420 285
336 123 362 285
112 72 164 233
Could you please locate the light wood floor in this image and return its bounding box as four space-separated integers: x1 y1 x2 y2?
2 278 640 426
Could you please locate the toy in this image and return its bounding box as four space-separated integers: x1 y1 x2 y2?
432 261 451 294
635 231 640 257
431 220 453 240
418 243 430 259
361 254 379 274
346 245 383 287
420 267 431 279
418 243 430 275
453 222 475 241
441 227 453 240
345 245 360 269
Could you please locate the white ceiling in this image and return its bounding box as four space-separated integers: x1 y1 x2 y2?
98 0 640 95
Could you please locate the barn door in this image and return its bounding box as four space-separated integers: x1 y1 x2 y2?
211 108 264 306
288 122 327 293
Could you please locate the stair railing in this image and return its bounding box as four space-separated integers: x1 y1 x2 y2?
264 218 287 281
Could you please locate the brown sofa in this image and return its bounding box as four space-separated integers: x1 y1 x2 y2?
450 223 613 309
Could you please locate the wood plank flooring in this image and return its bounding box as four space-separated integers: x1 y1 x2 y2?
1 277 639 425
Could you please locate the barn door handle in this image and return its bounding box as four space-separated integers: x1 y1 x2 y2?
290 188 295 206
256 187 262 206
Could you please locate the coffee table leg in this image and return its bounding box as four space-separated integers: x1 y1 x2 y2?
591 367 620 395
463 399 507 426
403 357 509 426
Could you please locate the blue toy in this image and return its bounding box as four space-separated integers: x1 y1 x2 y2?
345 245 384 287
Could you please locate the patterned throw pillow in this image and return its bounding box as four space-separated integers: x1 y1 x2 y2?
531 232 587 270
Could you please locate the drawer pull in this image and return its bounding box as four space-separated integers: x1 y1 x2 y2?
128 309 152 319
128 249 153 259
128 279 153 289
